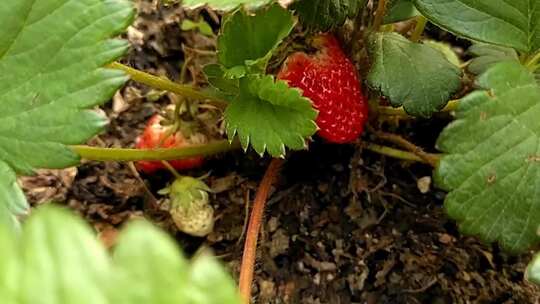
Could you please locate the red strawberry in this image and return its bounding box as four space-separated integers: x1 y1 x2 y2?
277 34 368 143
135 114 204 173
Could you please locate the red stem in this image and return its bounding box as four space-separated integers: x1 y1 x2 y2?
238 158 284 303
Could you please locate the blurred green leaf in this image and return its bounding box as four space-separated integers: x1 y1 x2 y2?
527 252 540 286
0 205 241 303
181 19 214 37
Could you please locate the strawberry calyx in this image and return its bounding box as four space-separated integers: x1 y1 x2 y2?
159 176 214 237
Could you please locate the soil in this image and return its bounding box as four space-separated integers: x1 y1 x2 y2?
19 1 540 303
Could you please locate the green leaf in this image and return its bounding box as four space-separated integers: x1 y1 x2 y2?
527 252 540 286
0 162 27 230
0 205 241 303
225 75 317 157
182 0 273 11
204 64 239 95
367 32 462 117
292 0 366 31
0 0 135 228
467 43 519 76
384 0 419 24
218 4 295 73
181 19 214 37
15 207 113 304
414 0 540 53
435 61 540 252
187 254 241 304
424 40 461 67
113 221 189 303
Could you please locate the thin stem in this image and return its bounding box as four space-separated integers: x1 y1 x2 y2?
410 16 427 42
161 160 181 178
70 140 241 162
372 0 388 30
373 131 440 166
526 51 540 70
378 99 460 117
239 158 284 304
107 62 227 107
362 142 439 166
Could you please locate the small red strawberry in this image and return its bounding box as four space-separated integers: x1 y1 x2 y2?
277 34 368 143
135 114 204 173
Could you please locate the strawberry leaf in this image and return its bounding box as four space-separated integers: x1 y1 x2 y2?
384 0 419 24
225 75 317 157
218 4 295 74
204 64 239 95
292 0 366 31
527 253 540 286
367 32 462 117
414 0 540 53
435 61 540 252
0 0 134 228
0 205 241 303
0 163 26 230
467 43 519 76
182 0 273 11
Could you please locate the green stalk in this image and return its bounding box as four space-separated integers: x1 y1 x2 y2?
71 140 241 162
378 99 460 117
525 51 540 71
410 16 427 42
107 62 227 107
363 142 440 166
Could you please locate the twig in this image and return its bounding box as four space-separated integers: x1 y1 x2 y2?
236 189 251 246
372 0 388 30
378 99 460 117
362 142 439 166
373 131 440 166
238 158 284 304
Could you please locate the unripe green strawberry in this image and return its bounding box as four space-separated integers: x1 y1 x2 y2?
277 34 369 143
159 176 214 237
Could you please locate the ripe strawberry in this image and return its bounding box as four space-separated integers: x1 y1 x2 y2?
277 34 368 143
135 114 204 173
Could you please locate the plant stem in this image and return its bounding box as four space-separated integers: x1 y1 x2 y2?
107 62 227 107
373 131 440 166
161 160 182 178
70 140 241 162
526 51 540 70
378 99 460 117
363 142 439 166
239 158 284 304
410 16 427 42
372 0 388 30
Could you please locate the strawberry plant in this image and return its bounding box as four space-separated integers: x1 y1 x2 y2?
2 0 540 302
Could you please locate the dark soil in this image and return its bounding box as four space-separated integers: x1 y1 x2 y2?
20 1 540 303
